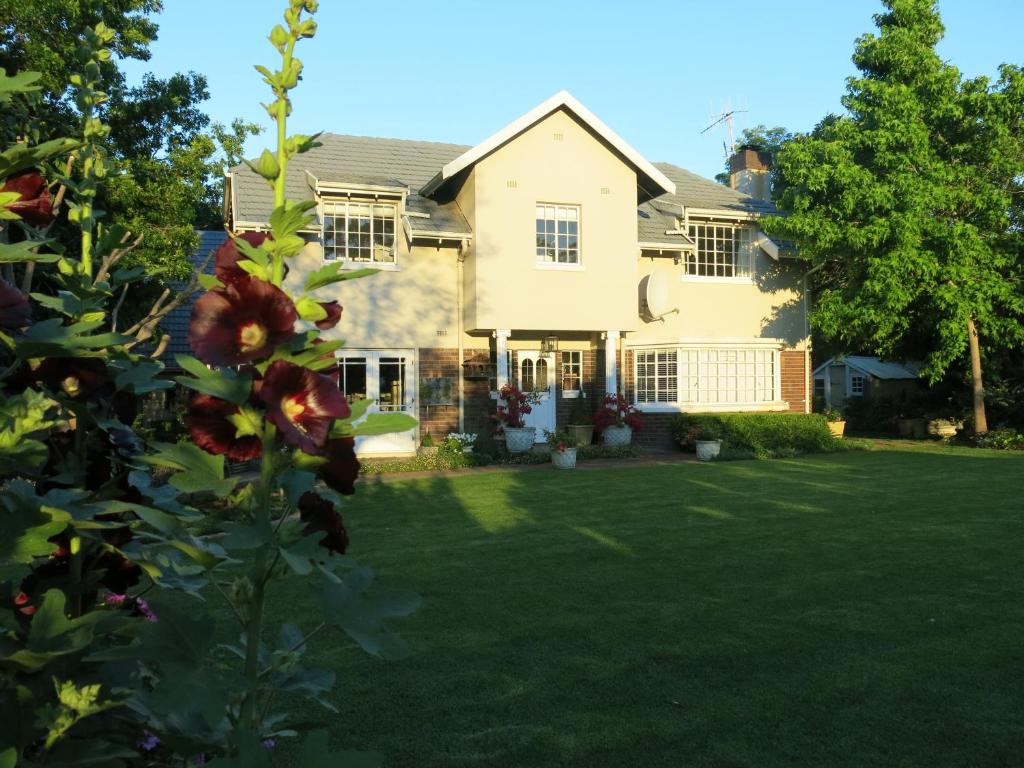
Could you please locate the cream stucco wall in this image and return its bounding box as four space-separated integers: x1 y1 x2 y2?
283 238 475 350
631 246 808 350
463 110 639 333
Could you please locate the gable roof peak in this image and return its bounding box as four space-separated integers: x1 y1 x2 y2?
420 90 675 202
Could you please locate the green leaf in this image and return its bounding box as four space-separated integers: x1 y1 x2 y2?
135 442 237 498
0 480 70 564
0 137 80 178
231 233 269 266
174 354 253 405
279 468 316 506
0 240 59 264
319 568 421 660
114 358 173 394
235 258 270 281
295 296 327 323
352 412 418 437
246 148 280 181
0 746 16 768
0 390 63 477
304 263 378 292
197 273 223 290
222 519 274 550
15 319 130 358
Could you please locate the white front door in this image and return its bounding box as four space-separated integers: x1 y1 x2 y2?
518 351 556 442
337 350 417 456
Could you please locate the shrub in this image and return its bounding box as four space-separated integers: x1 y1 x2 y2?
974 429 1024 450
593 393 644 432
671 412 835 458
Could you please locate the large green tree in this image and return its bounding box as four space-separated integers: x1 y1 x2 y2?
765 0 1024 433
0 0 258 287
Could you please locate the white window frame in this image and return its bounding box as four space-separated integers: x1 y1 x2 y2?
632 345 785 412
682 222 755 283
849 371 866 396
535 203 582 269
560 350 583 397
321 199 399 269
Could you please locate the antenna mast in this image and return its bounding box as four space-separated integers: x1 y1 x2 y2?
701 107 748 161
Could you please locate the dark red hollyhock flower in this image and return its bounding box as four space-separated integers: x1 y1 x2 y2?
214 231 271 285
259 361 349 454
186 394 262 461
320 437 360 495
297 491 349 555
189 277 296 366
1 170 54 227
315 300 342 330
0 280 30 329
33 357 107 398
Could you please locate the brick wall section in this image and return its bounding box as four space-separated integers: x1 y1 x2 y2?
417 347 460 442
780 350 809 413
555 349 599 434
463 348 492 437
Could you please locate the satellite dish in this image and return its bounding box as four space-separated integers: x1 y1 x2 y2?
639 273 671 321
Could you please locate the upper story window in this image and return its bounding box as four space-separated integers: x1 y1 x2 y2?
322 200 396 264
684 222 753 279
536 204 580 265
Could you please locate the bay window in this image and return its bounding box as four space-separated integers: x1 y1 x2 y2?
634 346 780 407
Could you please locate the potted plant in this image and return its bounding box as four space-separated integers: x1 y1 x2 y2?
567 388 594 447
417 431 439 456
545 429 577 469
695 424 722 461
444 432 477 454
593 393 643 446
823 408 846 438
495 383 541 453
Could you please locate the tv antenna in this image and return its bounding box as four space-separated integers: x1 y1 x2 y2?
701 107 748 161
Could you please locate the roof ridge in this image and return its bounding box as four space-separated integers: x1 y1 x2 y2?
317 132 472 149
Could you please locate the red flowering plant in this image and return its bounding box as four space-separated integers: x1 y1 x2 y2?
592 392 644 432
494 383 541 429
0 6 419 765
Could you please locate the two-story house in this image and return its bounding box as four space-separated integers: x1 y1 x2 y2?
223 91 810 453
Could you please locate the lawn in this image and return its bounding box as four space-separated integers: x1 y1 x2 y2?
270 445 1024 767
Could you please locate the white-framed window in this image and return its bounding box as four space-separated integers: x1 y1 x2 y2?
535 204 580 264
684 223 754 278
560 350 582 394
634 346 779 406
322 200 397 264
336 351 412 412
850 373 866 396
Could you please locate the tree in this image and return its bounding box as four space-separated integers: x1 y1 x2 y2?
764 0 1024 433
0 0 259 301
714 124 793 200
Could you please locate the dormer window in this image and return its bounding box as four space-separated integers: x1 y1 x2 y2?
684 222 753 279
322 200 397 264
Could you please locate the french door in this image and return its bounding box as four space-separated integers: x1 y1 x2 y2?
336 349 417 455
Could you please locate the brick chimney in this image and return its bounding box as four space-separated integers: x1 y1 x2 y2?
728 144 771 200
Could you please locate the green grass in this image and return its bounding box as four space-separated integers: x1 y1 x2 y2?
269 444 1024 767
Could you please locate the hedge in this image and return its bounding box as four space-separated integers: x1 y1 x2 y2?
670 412 836 459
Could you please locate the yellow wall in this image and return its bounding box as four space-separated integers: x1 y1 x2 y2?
464 110 640 333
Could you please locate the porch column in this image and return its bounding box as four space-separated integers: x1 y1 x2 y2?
495 329 511 391
604 330 620 394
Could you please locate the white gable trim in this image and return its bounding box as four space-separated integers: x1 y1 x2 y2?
420 90 675 198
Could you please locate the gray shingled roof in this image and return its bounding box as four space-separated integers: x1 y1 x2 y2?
229 135 777 241
636 206 694 248
158 230 227 367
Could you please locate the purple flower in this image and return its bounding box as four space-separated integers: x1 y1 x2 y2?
138 733 160 752
262 739 276 749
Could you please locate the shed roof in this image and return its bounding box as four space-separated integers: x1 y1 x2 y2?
813 356 923 380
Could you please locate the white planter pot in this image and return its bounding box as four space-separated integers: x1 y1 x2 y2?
462 446 474 454
602 425 632 447
503 426 536 453
551 447 577 470
696 440 722 461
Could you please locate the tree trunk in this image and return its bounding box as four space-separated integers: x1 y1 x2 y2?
967 316 988 434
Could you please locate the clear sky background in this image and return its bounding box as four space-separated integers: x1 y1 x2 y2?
122 0 1024 180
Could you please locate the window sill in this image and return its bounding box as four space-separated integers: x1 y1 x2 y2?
633 401 789 413
680 275 753 285
535 262 585 272
561 390 580 399
326 259 401 272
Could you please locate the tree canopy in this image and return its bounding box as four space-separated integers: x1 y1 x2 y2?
764 0 1024 431
714 124 793 199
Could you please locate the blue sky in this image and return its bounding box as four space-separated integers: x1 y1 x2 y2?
123 1 1024 180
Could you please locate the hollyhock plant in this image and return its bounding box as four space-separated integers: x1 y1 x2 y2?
32 357 107 398
214 230 271 285
298 491 349 554
259 360 349 453
0 280 31 329
186 393 263 461
0 169 54 226
189 276 296 366
320 436 360 495
314 300 342 329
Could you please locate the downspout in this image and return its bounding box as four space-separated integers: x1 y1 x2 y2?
457 240 467 433
803 262 825 414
